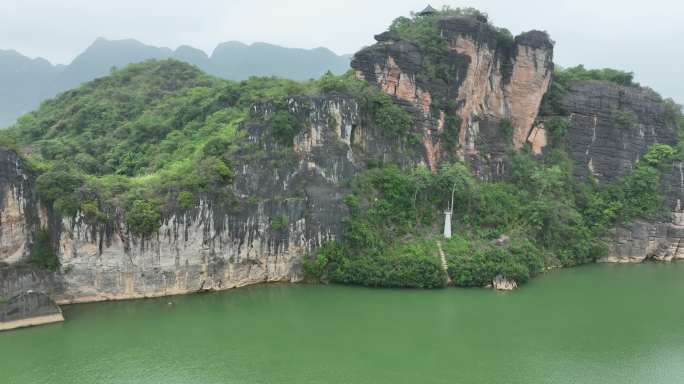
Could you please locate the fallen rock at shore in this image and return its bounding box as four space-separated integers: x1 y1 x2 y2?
492 275 518 291
0 291 64 331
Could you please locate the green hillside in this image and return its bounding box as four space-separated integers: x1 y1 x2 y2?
0 59 402 237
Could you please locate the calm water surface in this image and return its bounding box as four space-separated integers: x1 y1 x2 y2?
1 262 683 384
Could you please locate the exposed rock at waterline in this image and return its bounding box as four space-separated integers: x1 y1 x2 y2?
0 291 64 331
0 94 425 303
492 275 517 291
559 81 683 263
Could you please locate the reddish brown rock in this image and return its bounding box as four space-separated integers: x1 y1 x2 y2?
352 16 554 174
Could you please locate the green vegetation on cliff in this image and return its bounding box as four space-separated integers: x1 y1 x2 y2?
3 61 245 232
665 99 684 156
541 65 639 115
0 60 412 237
307 144 675 288
555 65 638 87
30 229 60 271
388 6 514 85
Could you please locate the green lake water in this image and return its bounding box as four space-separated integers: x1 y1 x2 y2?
1 262 683 384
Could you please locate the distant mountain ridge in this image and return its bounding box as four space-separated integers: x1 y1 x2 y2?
0 38 352 127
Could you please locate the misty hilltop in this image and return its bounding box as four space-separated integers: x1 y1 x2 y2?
0 38 351 128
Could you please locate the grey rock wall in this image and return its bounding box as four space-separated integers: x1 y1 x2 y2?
0 149 41 265
561 80 683 262
0 94 412 303
0 291 62 322
562 81 676 182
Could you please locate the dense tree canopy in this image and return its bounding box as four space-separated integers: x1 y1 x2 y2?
308 144 675 288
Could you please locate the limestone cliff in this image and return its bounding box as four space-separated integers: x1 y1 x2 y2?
0 150 40 266
0 12 680 305
0 95 412 303
561 81 677 182
0 15 559 303
559 80 683 262
352 16 554 175
0 291 63 331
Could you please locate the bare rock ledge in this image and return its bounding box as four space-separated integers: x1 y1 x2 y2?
0 291 64 331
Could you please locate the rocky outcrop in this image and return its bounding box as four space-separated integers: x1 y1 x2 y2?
604 218 684 263
0 263 63 300
48 96 368 303
352 16 554 176
0 149 40 265
0 15 559 303
2 13 678 302
561 81 677 182
603 165 684 263
560 80 682 263
0 95 409 303
0 291 63 331
492 275 517 291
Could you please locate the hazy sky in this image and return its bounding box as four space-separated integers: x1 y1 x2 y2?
1 0 682 101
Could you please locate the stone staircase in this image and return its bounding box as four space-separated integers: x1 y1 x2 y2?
436 241 452 285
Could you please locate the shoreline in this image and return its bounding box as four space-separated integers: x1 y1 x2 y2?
2 260 682 333
57 259 684 304
0 313 64 332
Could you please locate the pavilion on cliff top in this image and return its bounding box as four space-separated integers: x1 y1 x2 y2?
417 5 438 16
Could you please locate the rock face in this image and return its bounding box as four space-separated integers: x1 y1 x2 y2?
0 291 64 331
492 275 517 291
562 81 677 182
0 149 65 300
560 80 683 263
605 218 684 263
602 166 684 263
0 149 40 265
352 17 554 175
0 95 415 303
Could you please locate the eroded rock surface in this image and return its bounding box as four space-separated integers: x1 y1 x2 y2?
0 149 40 265
0 95 422 303
352 17 554 176
604 170 684 263
562 81 677 182
492 275 517 291
560 81 683 263
0 291 63 331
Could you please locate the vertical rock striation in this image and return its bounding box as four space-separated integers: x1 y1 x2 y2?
0 95 405 303
352 16 554 176
0 291 64 331
561 81 676 182
560 80 683 262
0 149 40 265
